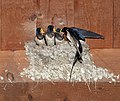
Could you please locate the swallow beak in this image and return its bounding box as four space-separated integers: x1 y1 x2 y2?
60 29 62 33
41 28 45 34
53 28 56 32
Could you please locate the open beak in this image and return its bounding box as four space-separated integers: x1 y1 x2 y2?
41 28 45 34
53 28 56 32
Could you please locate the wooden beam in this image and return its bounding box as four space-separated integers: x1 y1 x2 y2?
0 0 2 50
113 0 120 48
74 0 113 48
48 0 67 28
38 0 50 29
0 82 120 101
1 0 37 50
66 0 74 27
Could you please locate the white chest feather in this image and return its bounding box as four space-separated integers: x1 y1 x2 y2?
46 35 54 46
35 37 45 45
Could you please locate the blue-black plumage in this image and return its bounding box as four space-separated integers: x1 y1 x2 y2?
34 27 48 46
71 27 104 40
61 27 104 81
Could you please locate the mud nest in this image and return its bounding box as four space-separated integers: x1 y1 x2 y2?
20 41 119 82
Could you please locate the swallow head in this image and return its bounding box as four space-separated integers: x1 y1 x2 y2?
36 27 41 32
36 27 41 35
61 27 68 33
56 28 61 33
47 25 55 32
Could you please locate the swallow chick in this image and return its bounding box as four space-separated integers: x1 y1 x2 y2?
54 28 64 44
34 27 48 46
46 25 64 46
45 25 55 46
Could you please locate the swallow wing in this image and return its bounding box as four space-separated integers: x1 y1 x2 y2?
71 27 104 39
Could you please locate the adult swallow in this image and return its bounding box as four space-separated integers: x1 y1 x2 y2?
61 27 104 81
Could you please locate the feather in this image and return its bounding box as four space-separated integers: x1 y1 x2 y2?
71 27 104 40
22 20 36 35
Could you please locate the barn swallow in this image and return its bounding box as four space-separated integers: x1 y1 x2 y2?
34 27 48 46
61 27 104 81
55 28 64 43
69 27 104 65
46 25 56 45
55 28 63 40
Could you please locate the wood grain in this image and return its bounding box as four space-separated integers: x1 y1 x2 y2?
66 0 74 27
0 0 1 50
1 0 120 49
0 82 120 101
38 0 50 29
48 0 67 28
114 0 120 48
74 0 113 48
1 0 37 50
